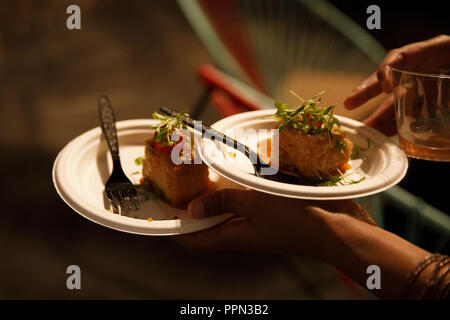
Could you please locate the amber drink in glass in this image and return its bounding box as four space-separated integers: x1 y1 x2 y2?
392 67 450 161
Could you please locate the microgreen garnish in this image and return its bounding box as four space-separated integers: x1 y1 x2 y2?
135 183 150 200
334 140 347 154
134 156 144 166
135 183 164 201
271 90 341 137
350 138 371 160
150 111 187 146
316 169 366 186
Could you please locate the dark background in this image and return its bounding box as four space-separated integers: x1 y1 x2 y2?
331 1 449 49
0 0 448 299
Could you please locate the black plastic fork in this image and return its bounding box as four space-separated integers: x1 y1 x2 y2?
98 95 140 215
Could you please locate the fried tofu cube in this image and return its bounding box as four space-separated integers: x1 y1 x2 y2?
142 138 210 206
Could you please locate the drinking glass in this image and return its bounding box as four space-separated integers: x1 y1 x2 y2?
392 67 450 161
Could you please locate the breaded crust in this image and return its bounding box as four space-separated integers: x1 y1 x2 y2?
278 127 353 178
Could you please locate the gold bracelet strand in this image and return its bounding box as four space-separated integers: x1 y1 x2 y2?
420 256 450 299
435 261 450 300
399 254 443 299
441 278 450 300
418 256 450 299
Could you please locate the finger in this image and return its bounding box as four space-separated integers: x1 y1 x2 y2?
314 200 378 226
188 190 225 218
377 50 404 93
378 119 398 137
337 200 378 226
172 216 263 252
376 36 450 93
344 72 382 109
346 35 450 109
188 188 256 219
363 95 396 130
396 35 450 69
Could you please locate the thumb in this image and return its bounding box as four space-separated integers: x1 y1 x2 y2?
188 189 256 219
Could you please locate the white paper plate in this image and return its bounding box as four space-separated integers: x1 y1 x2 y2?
52 119 239 236
200 109 408 200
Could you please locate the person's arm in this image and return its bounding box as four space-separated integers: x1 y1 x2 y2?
317 213 434 299
175 189 449 299
343 34 450 136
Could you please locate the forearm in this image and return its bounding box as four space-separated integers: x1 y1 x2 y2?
313 212 431 299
